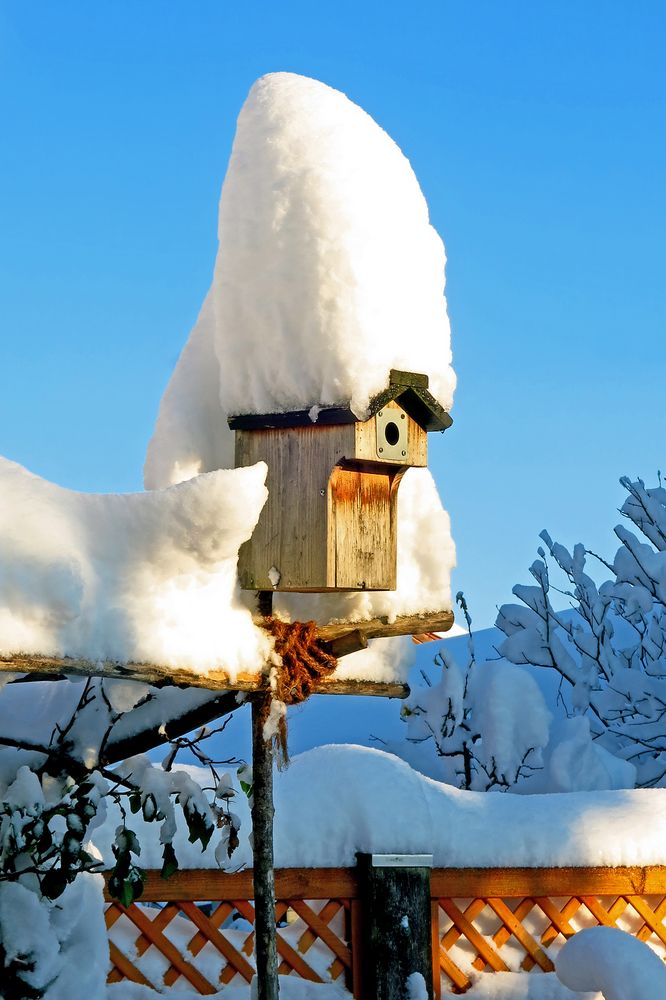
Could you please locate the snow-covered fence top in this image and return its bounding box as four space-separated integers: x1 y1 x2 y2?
92 747 666 871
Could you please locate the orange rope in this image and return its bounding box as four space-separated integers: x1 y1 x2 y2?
263 618 338 766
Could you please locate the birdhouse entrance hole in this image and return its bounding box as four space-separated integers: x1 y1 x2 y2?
376 407 408 460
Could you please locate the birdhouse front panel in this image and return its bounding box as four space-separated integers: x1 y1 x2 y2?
354 400 427 467
234 415 419 592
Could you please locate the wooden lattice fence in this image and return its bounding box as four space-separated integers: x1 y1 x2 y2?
104 865 666 996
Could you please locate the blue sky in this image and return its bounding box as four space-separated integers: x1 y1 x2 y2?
1 2 664 628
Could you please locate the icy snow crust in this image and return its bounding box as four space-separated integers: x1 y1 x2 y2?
93 746 666 871
0 456 269 674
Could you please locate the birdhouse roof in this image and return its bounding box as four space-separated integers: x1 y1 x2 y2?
228 370 453 432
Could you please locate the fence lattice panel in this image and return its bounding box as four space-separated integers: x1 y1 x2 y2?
104 866 666 996
105 869 359 995
431 867 666 995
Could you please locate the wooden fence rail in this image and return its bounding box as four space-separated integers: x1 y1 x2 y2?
103 865 666 996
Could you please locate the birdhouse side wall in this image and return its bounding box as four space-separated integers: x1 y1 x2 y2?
234 424 356 591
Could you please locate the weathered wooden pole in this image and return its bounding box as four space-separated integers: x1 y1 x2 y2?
252 591 279 1000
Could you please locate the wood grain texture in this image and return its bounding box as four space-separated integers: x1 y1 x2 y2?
357 853 434 1000
251 692 279 1000
103 868 361 902
329 466 394 589
429 866 666 897
235 408 424 593
235 423 355 591
315 609 455 642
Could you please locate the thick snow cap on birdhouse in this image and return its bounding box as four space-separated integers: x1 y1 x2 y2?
145 72 455 489
211 72 455 423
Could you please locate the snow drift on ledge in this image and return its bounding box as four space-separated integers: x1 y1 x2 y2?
0 454 452 682
0 456 270 675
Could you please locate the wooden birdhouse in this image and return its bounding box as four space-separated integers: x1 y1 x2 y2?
229 370 451 593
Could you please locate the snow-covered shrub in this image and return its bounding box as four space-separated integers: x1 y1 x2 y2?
498 476 666 788
398 477 666 793
0 675 244 996
396 596 552 790
0 874 108 1000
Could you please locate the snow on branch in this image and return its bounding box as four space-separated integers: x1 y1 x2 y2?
497 476 666 788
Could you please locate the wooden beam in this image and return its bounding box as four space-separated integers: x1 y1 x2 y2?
314 610 454 643
0 609 452 693
0 653 409 697
103 865 666 905
429 866 666 898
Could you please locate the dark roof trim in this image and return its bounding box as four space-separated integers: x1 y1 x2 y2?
228 370 452 433
228 406 357 431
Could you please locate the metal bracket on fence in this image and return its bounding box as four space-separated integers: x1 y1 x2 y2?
369 853 433 868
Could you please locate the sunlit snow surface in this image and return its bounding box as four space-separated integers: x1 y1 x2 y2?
556 926 666 1000
92 746 666 872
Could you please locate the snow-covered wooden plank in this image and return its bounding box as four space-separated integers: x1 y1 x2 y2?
0 609 453 693
0 652 407 696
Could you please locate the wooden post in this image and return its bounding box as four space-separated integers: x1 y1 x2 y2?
252 591 279 1000
357 853 434 1000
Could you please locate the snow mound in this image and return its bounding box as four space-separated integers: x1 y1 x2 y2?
146 72 454 491
0 456 269 674
556 926 666 999
465 972 598 998
0 874 108 1000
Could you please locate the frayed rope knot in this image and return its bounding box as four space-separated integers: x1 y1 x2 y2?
267 618 338 704
263 618 338 767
